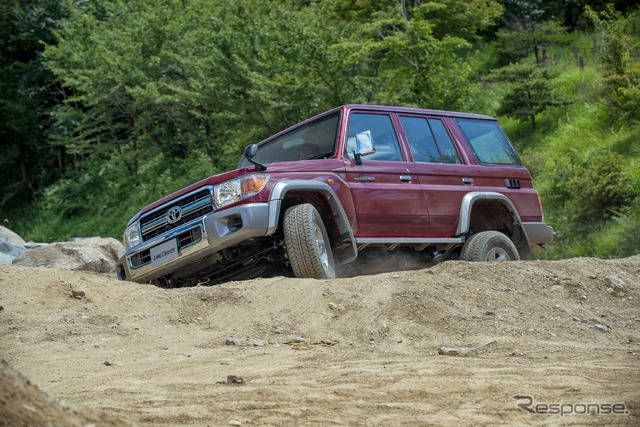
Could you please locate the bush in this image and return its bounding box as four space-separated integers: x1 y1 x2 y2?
566 152 637 223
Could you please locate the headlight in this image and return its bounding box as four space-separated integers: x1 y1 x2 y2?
123 222 141 249
214 174 269 209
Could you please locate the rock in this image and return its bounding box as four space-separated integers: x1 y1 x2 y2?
12 238 124 273
438 339 496 357
606 276 626 297
438 346 476 357
104 360 113 366
252 340 265 347
593 324 609 332
0 253 13 265
228 420 242 426
226 375 244 385
225 336 238 346
510 349 526 357
0 226 26 245
71 289 86 299
274 326 283 334
0 239 27 265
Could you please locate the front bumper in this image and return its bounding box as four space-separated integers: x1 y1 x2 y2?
116 203 271 283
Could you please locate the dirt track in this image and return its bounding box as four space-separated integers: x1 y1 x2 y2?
1 256 639 426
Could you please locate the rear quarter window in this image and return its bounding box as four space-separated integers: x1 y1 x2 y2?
456 118 522 166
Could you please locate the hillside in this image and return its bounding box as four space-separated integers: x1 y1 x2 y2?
2 1 639 261
1 257 639 426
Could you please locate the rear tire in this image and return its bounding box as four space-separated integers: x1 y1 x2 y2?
460 230 520 262
283 204 335 279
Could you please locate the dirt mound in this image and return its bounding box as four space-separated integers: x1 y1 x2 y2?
1 257 639 426
0 359 128 427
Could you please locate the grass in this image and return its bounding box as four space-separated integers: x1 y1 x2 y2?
7 148 220 242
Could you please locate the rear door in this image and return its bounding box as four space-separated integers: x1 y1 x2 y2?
397 114 476 237
343 111 429 238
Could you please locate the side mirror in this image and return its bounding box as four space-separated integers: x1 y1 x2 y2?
244 144 267 171
352 130 376 165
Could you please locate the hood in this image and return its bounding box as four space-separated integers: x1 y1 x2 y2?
128 167 250 224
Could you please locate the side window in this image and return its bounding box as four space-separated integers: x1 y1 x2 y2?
399 116 461 164
456 118 522 165
346 113 403 162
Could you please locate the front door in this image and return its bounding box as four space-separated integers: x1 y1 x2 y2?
343 112 429 238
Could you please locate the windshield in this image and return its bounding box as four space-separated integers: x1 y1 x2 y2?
239 111 340 167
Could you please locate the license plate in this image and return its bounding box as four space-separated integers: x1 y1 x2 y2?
150 239 179 267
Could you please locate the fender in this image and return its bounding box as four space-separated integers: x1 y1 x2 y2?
266 180 358 265
456 192 534 260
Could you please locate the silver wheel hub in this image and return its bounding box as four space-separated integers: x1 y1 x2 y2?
486 247 510 262
313 222 329 272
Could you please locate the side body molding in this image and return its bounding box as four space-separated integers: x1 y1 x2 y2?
266 180 358 265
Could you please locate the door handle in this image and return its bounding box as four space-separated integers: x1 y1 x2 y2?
400 175 412 182
462 177 474 184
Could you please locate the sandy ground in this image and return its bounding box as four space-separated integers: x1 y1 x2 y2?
1 256 639 426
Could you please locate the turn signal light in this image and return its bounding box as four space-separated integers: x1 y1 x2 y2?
242 175 268 194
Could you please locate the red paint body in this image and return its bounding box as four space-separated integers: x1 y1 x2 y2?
131 105 545 240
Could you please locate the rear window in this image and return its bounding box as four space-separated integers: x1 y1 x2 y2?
456 118 522 165
400 116 461 164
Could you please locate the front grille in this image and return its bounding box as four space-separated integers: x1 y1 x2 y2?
131 226 203 268
140 187 214 242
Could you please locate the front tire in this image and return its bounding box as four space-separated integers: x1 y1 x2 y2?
460 230 520 262
283 204 336 279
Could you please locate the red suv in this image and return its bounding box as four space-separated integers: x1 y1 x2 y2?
116 105 554 286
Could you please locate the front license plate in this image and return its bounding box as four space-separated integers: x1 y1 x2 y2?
150 239 179 267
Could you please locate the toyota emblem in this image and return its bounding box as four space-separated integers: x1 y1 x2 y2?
166 206 183 224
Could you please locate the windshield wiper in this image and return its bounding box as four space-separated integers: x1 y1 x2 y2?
307 151 333 160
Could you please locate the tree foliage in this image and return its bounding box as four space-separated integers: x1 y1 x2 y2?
0 0 65 207
44 0 369 178
335 0 502 109
585 5 640 122
39 0 505 190
485 63 571 129
495 21 572 65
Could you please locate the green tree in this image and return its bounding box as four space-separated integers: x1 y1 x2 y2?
495 21 572 66
496 0 634 31
45 0 365 178
485 63 571 129
0 0 65 210
46 0 234 175
335 0 503 109
585 5 640 122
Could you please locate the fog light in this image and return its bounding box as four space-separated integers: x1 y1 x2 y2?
117 264 126 280
227 216 243 232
